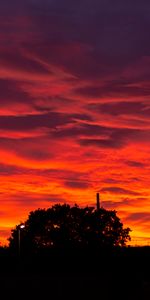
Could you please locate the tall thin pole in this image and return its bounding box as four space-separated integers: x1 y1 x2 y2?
96 193 100 210
18 227 21 257
18 224 25 258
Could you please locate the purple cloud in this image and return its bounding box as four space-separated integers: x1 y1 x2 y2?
88 101 150 117
100 186 140 196
64 180 90 189
125 212 150 222
125 160 146 168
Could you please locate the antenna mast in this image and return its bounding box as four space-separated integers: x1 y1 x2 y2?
96 193 100 210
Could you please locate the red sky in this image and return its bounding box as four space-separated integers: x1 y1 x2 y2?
0 0 150 245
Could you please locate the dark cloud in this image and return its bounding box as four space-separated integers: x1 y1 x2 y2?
54 122 149 147
102 178 140 184
77 124 150 149
26 0 150 81
125 212 150 222
102 178 122 184
0 112 79 131
0 135 60 162
88 101 150 117
100 186 140 196
7 192 66 207
32 96 79 114
103 199 132 209
64 180 90 189
0 164 24 175
1 0 149 84
77 84 150 98
0 49 50 77
79 137 125 149
129 177 141 182
125 160 146 168
37 168 89 179
53 123 109 138
0 79 33 105
19 148 53 161
106 127 149 145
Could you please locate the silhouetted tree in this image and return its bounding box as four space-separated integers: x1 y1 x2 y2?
8 204 131 253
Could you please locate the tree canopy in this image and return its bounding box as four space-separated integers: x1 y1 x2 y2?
8 204 131 253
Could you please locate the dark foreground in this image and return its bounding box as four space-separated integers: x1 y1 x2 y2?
0 247 149 299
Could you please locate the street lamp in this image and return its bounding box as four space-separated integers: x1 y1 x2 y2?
18 224 25 257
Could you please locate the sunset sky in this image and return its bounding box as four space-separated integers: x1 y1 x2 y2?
0 0 150 245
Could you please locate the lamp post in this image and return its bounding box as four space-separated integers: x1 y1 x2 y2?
18 224 25 257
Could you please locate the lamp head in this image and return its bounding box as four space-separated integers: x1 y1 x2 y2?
20 224 25 229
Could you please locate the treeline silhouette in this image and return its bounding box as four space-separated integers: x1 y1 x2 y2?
2 203 150 276
0 203 149 299
8 203 131 254
2 203 131 273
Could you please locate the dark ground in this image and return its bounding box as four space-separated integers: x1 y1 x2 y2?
0 247 149 300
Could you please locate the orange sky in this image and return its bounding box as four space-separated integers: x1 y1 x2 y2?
0 0 150 246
